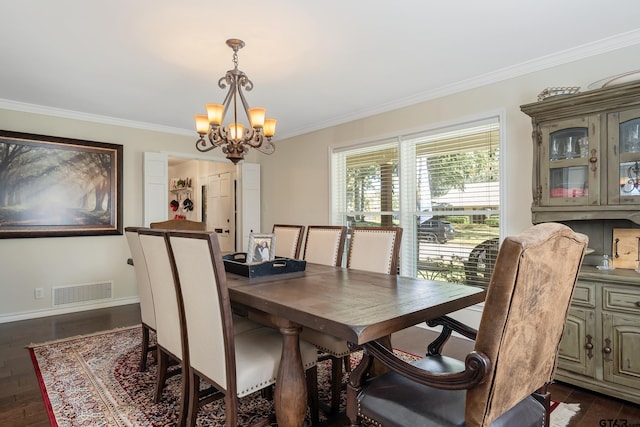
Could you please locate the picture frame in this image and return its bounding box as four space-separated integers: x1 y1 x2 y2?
246 233 276 263
0 130 123 238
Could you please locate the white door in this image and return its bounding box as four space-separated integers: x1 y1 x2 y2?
143 152 168 226
207 172 234 253
240 163 261 252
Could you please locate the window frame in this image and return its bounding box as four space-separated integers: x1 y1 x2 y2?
330 112 506 278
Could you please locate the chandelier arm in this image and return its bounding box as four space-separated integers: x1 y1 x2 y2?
236 75 253 120
195 136 216 152
251 139 276 155
241 131 275 154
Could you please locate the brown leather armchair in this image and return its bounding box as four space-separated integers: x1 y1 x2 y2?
347 223 588 427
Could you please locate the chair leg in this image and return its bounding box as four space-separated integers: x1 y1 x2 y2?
139 325 150 372
155 348 169 403
187 371 200 427
532 385 551 427
226 393 238 427
330 356 343 414
177 363 190 427
306 365 320 426
343 354 351 373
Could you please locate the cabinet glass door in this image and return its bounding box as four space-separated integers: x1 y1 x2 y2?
619 118 640 198
608 110 640 204
540 119 599 206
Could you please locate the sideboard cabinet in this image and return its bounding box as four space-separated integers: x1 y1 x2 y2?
557 269 640 404
521 81 640 225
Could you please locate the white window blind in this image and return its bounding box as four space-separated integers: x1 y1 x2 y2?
332 117 501 287
332 139 399 227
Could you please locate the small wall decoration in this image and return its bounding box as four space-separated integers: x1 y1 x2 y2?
0 130 123 238
246 233 276 263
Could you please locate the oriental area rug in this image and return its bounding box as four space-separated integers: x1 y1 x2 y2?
29 326 579 427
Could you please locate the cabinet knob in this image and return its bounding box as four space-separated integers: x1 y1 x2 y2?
585 334 594 359
589 149 598 172
602 337 612 361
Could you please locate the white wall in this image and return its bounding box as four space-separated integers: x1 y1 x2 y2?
0 110 225 321
259 45 640 239
2 44 640 322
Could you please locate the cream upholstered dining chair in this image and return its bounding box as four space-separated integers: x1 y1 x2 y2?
167 230 320 427
124 227 157 372
301 225 402 414
302 225 348 267
272 224 305 258
138 228 264 427
347 226 403 274
299 225 348 413
138 228 190 427
347 223 588 427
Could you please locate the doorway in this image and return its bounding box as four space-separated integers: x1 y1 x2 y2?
145 153 259 252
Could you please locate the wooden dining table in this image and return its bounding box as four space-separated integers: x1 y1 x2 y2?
225 262 486 427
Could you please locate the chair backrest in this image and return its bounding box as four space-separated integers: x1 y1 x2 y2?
168 231 236 394
303 225 347 267
463 237 500 289
347 226 403 274
124 226 156 330
272 224 305 258
150 219 206 231
466 223 588 427
138 228 186 361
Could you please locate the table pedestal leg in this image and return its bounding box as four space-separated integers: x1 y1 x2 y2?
275 323 307 427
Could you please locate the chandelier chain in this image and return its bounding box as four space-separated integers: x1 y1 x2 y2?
232 50 239 69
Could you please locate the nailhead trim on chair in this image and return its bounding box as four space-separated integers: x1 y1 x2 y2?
241 379 275 396
314 345 350 358
358 401 383 427
237 358 317 396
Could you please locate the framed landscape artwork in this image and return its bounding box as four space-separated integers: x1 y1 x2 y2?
0 130 123 238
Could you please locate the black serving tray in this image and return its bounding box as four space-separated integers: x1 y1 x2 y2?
222 253 307 281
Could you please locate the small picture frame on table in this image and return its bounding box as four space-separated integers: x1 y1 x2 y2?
246 233 276 264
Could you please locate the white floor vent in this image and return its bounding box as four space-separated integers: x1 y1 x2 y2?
53 281 113 307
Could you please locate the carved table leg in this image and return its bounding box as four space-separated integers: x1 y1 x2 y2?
274 322 307 427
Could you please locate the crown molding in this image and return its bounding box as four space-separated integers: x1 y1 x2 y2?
281 29 640 139
0 99 193 136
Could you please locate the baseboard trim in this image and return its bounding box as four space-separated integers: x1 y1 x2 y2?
0 297 140 324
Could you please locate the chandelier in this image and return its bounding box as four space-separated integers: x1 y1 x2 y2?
194 39 276 164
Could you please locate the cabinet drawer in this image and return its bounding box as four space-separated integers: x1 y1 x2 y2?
603 286 640 314
572 281 596 308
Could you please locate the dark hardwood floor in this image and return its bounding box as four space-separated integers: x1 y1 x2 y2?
1 304 638 426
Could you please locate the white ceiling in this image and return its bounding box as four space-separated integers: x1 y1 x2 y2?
2 0 640 140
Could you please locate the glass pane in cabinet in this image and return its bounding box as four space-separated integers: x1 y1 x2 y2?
619 160 640 195
620 119 640 154
550 128 589 161
549 166 588 198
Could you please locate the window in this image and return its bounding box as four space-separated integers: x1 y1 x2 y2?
332 116 502 287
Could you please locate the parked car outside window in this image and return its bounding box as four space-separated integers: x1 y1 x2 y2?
417 219 455 244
